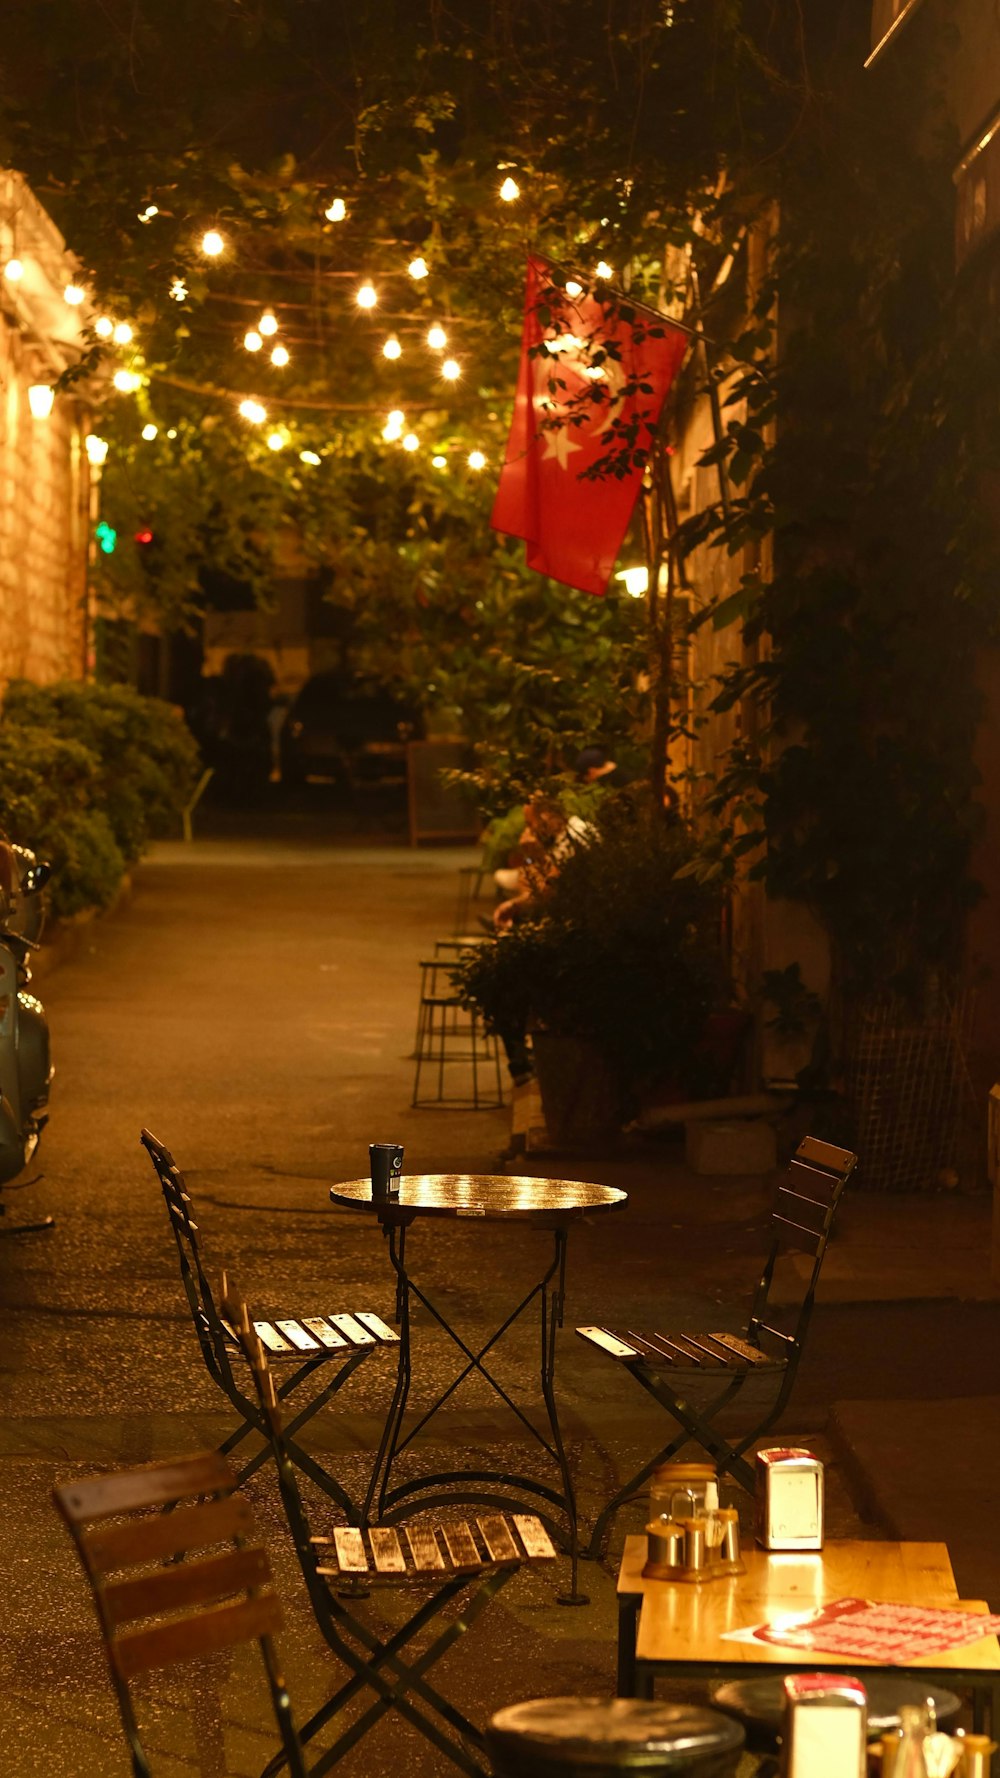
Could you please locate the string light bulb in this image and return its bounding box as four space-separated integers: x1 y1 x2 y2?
408 256 429 280
356 282 377 309
595 260 613 280
270 344 289 367
266 431 285 451
299 450 321 466
427 324 447 350
402 432 419 452
141 423 158 441
112 322 133 345
244 330 263 352
166 428 177 439
382 415 404 442
432 455 447 469
28 385 55 419
616 566 649 597
325 198 347 222
382 336 402 360
499 176 520 202
467 450 486 470
85 433 109 465
200 229 225 257
138 204 159 224
64 284 86 306
441 358 460 381
564 280 583 298
259 312 278 337
94 316 114 338
113 369 140 393
4 258 24 282
169 279 188 302
238 399 267 424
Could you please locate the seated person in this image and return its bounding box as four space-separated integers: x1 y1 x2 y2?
494 796 590 929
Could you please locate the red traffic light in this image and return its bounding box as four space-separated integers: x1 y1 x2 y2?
134 528 154 545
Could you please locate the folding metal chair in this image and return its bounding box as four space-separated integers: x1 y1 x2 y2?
54 1449 307 1778
141 1128 398 1518
222 1283 557 1778
577 1136 857 1556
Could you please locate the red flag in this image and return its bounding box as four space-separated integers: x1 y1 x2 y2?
491 256 689 596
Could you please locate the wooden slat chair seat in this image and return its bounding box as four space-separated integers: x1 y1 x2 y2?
222 1283 555 1778
54 1450 307 1778
578 1136 857 1557
141 1128 397 1519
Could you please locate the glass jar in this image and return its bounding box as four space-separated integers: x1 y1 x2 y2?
648 1461 717 1527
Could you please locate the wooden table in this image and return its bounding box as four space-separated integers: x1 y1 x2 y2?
329 1173 627 1603
617 1535 1000 1731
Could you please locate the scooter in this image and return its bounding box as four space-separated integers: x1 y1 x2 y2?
0 840 54 1231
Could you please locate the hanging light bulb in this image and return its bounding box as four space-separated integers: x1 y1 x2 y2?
94 316 114 338
64 284 86 306
141 423 158 441
325 198 347 222
387 410 405 427
564 280 583 299
166 427 178 438
595 260 614 280
244 330 263 352
169 279 188 302
382 336 402 360
402 433 419 452
499 176 520 202
28 385 55 419
382 417 403 442
615 566 649 597
299 450 321 466
112 322 133 345
85 433 109 465
4 258 24 282
356 282 377 309
427 323 447 351
200 229 225 257
408 256 429 280
112 369 140 393
266 431 285 451
238 399 267 424
270 344 290 367
441 358 460 381
432 455 447 469
138 204 159 224
259 312 278 337
467 450 486 470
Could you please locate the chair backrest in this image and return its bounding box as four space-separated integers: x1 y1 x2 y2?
54 1450 306 1778
747 1136 857 1354
140 1128 235 1387
220 1279 332 1620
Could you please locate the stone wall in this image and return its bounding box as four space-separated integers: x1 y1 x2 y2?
0 171 94 690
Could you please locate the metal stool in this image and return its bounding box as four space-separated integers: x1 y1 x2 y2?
710 1676 962 1753
412 957 504 1109
487 1698 745 1777
454 863 489 935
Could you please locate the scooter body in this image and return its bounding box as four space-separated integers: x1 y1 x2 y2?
0 843 52 1186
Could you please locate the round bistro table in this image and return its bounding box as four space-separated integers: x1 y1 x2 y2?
329 1173 627 1602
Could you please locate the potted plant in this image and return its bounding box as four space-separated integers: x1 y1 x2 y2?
455 798 733 1143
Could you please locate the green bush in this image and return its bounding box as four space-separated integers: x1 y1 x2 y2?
3 681 200 864
456 800 731 1103
0 682 200 918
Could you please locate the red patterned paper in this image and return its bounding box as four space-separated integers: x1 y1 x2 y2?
735 1598 1000 1663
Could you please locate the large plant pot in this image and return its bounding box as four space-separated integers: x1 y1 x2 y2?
531 1030 622 1147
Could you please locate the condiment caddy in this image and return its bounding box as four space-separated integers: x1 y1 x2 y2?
642 1461 745 1583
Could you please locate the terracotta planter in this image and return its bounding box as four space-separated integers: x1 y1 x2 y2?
530 1030 622 1147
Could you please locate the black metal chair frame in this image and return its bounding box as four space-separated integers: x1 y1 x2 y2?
223 1285 556 1778
579 1136 857 1557
54 1448 307 1778
411 958 504 1109
141 1128 391 1520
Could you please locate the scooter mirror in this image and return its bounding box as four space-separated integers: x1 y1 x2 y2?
23 862 52 893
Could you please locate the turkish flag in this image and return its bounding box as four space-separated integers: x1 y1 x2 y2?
491 256 689 596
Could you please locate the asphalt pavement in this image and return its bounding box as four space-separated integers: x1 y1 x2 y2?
1 827 996 1776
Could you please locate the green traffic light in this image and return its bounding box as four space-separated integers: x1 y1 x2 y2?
95 521 117 555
